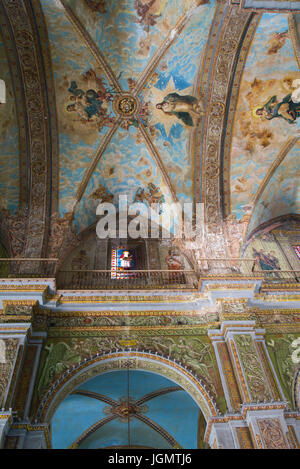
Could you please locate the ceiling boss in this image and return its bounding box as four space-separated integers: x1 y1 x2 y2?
113 93 139 119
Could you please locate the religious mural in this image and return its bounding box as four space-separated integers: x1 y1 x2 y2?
230 13 300 225
155 92 203 127
73 126 174 232
111 248 137 278
66 69 116 132
89 184 114 203
252 247 281 274
40 0 215 233
243 230 293 274
165 248 184 270
134 183 165 213
247 142 300 235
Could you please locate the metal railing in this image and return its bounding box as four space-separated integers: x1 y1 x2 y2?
0 258 298 289
197 258 300 284
56 270 198 290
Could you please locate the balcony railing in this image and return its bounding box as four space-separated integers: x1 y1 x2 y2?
196 258 300 283
56 270 198 290
0 258 299 289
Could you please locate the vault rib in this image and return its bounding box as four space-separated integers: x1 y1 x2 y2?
134 12 193 96
69 415 118 448
59 0 122 94
75 117 122 204
134 413 180 448
138 119 178 204
71 389 119 406
134 386 182 405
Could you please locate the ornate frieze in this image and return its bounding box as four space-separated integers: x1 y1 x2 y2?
0 0 57 258
257 418 288 449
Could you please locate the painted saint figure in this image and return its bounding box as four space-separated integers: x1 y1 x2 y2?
119 251 133 270
156 93 204 126
252 248 281 278
134 0 166 31
66 77 115 131
165 249 183 270
255 79 300 124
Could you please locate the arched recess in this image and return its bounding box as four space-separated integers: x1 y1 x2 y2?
55 214 197 289
51 369 206 449
36 351 218 430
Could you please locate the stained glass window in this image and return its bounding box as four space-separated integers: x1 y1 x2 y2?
111 248 136 279
293 246 300 260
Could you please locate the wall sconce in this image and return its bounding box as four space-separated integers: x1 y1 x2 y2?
0 79 6 104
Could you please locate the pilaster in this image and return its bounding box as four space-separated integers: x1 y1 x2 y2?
0 411 12 449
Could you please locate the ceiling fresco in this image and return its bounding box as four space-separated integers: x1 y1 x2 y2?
247 140 300 235
230 12 300 229
73 126 174 232
0 29 19 215
0 0 299 245
40 0 215 234
51 370 202 449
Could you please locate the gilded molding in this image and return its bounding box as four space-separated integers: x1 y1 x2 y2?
229 339 251 402
4 345 23 409
199 4 259 222
217 342 242 411
204 403 287 443
236 427 253 449
1 0 53 258
256 341 282 401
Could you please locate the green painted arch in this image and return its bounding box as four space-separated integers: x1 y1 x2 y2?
38 352 218 429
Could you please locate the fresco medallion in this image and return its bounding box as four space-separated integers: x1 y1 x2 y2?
113 94 139 118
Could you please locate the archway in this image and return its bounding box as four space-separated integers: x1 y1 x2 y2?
51 369 207 449
37 351 218 448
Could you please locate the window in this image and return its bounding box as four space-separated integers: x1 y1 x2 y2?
111 248 136 279
293 246 300 260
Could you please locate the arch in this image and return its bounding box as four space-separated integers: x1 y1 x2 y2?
37 351 218 426
294 367 300 410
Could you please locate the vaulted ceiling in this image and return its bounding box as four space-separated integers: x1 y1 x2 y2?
51 370 203 449
0 0 299 255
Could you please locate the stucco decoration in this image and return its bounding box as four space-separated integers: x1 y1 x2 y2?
234 334 272 402
34 351 219 426
32 335 225 421
266 332 300 408
257 418 288 449
0 338 19 407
